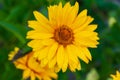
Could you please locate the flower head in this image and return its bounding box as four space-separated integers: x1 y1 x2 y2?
27 2 99 72
111 71 120 80
13 52 57 80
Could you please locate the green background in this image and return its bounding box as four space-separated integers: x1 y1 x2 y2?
0 0 120 80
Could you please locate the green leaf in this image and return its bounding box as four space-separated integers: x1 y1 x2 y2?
5 4 25 21
0 21 26 44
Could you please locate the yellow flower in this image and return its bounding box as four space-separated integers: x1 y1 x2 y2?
14 52 58 80
8 47 19 60
27 2 99 72
111 71 120 80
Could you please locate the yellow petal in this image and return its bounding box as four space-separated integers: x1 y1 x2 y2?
14 56 28 69
8 47 19 60
57 45 64 68
85 24 97 31
48 5 57 21
33 11 53 32
14 63 27 69
34 47 49 60
62 49 68 72
27 40 42 50
54 65 61 72
48 72 58 79
75 31 98 37
74 31 99 48
47 42 58 60
27 31 53 39
62 2 79 25
63 2 71 9
30 72 36 80
28 39 55 51
67 45 79 63
71 9 87 29
48 3 63 27
28 21 51 33
76 61 81 70
69 59 76 72
62 2 72 25
110 74 116 79
66 2 79 26
33 11 48 24
78 9 87 17
55 2 63 27
23 69 31 79
40 58 48 67
116 71 120 75
41 39 55 45
74 38 99 48
75 31 99 40
36 74 42 80
27 54 39 71
74 16 94 33
43 76 51 80
81 48 92 61
48 5 58 27
48 56 57 68
66 45 79 72
72 45 89 63
66 45 81 71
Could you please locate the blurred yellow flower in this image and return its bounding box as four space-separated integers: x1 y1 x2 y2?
14 52 58 80
111 71 120 80
8 47 19 60
27 2 99 72
108 17 116 27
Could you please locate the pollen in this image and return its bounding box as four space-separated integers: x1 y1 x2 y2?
54 25 74 46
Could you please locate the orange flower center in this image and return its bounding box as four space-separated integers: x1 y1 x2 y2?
54 25 74 46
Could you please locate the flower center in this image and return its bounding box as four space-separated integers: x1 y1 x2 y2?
54 25 74 46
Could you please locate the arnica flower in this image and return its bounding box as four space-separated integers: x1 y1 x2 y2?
111 71 120 80
27 2 99 72
8 49 57 80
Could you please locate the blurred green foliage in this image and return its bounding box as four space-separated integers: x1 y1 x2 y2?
0 0 120 80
